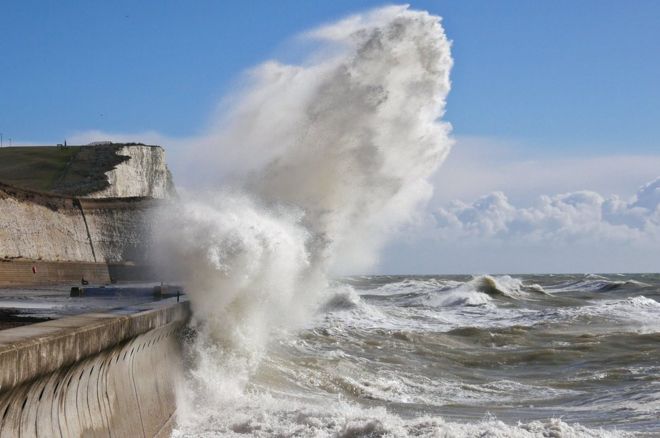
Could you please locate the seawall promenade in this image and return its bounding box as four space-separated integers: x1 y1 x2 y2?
0 297 190 437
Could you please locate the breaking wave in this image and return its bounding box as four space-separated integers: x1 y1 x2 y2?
545 276 651 293
155 3 453 347
172 399 630 438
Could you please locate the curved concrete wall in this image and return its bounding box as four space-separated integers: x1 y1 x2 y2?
0 299 189 437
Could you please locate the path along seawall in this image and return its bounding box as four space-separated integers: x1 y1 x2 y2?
0 298 190 437
0 144 189 436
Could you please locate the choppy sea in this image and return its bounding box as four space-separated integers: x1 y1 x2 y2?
175 274 660 437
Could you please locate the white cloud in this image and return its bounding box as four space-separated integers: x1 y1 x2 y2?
376 177 660 274
430 136 660 205
433 177 660 244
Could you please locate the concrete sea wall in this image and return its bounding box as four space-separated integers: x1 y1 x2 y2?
0 260 111 286
0 299 190 437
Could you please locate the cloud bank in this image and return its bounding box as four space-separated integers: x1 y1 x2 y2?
434 177 660 244
430 136 660 205
376 176 660 275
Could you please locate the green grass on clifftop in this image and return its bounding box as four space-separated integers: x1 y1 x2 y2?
0 145 130 196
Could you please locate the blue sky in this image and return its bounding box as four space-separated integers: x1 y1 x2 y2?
2 1 659 152
2 1 659 273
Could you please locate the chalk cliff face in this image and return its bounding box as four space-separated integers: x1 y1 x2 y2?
0 144 174 265
0 193 95 262
0 188 155 263
82 198 155 263
88 145 174 199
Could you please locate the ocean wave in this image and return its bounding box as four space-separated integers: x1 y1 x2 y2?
358 277 461 296
172 395 631 437
359 275 549 311
410 275 548 309
471 275 550 298
420 289 493 307
320 370 581 408
319 286 363 312
356 275 547 299
314 285 414 333
469 275 528 298
321 283 660 339
545 276 651 293
543 295 660 334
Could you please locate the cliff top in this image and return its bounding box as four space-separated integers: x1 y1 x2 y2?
0 143 162 197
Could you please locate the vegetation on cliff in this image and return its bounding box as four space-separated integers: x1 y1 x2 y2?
0 144 136 196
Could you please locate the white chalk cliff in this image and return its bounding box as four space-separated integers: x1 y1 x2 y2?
0 144 174 263
89 145 174 199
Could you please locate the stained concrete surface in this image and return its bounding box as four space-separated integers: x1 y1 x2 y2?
0 296 190 437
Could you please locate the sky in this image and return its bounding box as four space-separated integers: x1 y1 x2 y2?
1 1 659 273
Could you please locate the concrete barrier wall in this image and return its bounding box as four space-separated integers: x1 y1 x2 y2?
0 260 112 286
0 299 190 437
0 260 162 287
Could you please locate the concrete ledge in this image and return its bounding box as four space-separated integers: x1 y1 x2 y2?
0 298 189 392
0 259 163 286
0 298 190 437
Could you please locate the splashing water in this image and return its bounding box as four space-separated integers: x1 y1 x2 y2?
155 0 451 400
153 5 454 434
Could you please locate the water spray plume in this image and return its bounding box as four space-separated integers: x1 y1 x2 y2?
153 5 453 428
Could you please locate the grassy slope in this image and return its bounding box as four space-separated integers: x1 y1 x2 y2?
0 145 129 196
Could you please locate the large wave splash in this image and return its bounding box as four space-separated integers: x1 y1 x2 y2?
157 4 452 350
154 5 452 428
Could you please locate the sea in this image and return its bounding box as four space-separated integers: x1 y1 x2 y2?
173 273 660 437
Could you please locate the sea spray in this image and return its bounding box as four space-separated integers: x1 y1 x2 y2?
156 193 315 349
154 5 454 433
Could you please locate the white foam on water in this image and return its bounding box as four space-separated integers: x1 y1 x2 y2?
545 275 652 293
319 279 660 339
172 393 631 438
422 288 494 307
549 295 660 334
360 277 462 296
